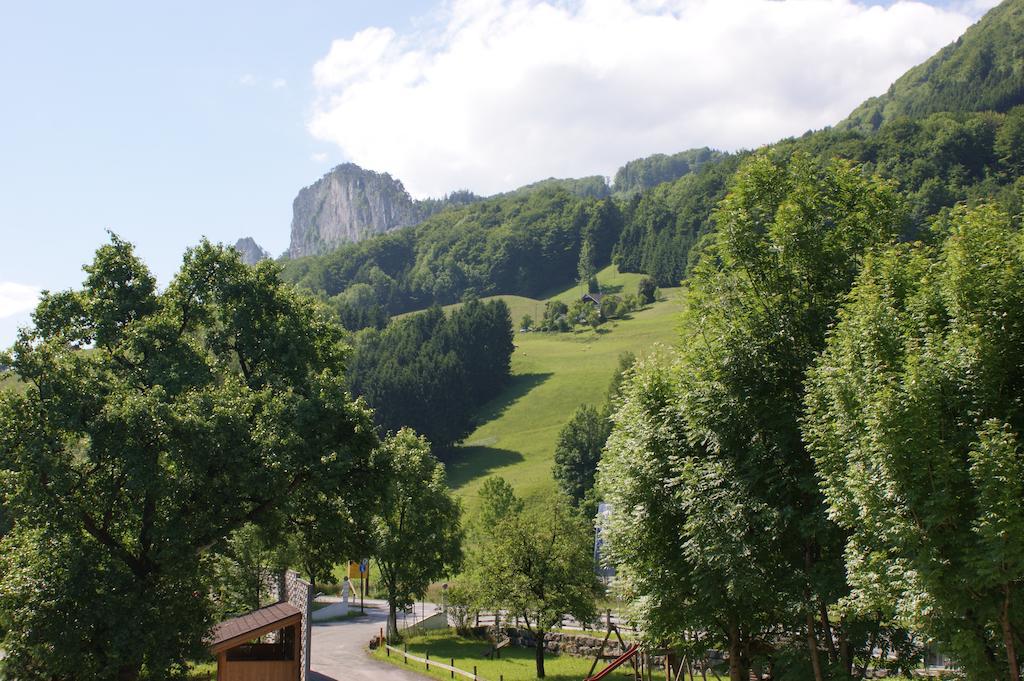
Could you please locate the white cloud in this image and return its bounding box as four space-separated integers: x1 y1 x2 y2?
308 0 983 198
239 73 257 86
0 282 40 320
272 78 288 89
311 152 329 162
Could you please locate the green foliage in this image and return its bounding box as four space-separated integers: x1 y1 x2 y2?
613 153 745 287
474 491 599 678
520 313 533 331
637 277 657 305
0 237 380 680
372 429 463 639
600 153 903 681
842 0 1024 131
210 524 288 619
804 204 1024 680
612 147 725 195
552 405 611 510
474 476 524 541
540 299 570 332
347 299 514 449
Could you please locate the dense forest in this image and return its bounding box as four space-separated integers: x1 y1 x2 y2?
346 298 514 449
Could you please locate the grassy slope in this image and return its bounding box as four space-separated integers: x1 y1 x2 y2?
444 267 683 518
393 265 652 329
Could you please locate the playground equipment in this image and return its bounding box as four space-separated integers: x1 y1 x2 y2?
585 642 641 680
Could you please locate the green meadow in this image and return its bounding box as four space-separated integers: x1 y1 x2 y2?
443 266 685 518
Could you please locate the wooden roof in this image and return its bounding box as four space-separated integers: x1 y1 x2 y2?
208 601 302 654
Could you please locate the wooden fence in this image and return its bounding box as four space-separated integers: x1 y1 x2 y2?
385 643 491 681
470 609 640 635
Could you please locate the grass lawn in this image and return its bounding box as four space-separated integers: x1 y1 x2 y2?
374 629 647 681
446 272 685 519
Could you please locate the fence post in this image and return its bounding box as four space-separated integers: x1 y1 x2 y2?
403 643 407 664
474 664 478 680
426 650 430 671
451 658 455 679
606 609 611 630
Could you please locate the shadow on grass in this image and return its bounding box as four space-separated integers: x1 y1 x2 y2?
468 372 553 426
444 446 526 490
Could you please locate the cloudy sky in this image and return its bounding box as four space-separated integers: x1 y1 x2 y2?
0 0 1001 346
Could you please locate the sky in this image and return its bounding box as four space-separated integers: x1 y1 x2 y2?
0 0 1002 347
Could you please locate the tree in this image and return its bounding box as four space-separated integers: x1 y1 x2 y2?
476 493 598 678
520 313 533 331
0 236 380 681
211 524 289 619
578 232 597 288
372 429 463 640
805 204 1024 681
637 276 657 305
475 476 524 538
600 153 904 681
553 405 610 509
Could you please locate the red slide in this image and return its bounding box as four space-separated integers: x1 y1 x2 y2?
585 643 640 681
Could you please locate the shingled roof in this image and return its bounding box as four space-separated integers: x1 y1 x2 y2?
208 601 302 654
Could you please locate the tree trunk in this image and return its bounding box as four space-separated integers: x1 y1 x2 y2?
535 630 546 678
862 612 881 680
1003 586 1020 681
819 599 838 665
806 610 825 681
388 602 399 641
728 622 748 681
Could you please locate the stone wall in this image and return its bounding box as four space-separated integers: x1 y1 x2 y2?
482 626 632 659
269 569 312 681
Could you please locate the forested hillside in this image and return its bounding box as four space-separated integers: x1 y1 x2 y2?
347 298 514 449
842 0 1024 131
283 0 1024 318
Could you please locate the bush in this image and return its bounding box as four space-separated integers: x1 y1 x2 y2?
444 581 479 635
638 277 657 305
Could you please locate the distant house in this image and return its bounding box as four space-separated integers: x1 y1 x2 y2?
581 292 603 307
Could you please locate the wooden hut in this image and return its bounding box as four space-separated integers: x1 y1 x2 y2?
208 601 303 681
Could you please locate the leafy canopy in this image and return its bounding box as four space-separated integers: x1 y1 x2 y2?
0 236 380 680
805 203 1024 681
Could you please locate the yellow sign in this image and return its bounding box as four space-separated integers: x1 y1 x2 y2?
348 561 361 579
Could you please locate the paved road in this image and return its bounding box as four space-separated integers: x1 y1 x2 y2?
309 599 438 681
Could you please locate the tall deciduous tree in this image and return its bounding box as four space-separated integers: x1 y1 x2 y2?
476 493 598 678
372 429 463 640
805 204 1024 681
553 405 610 510
0 237 380 681
600 153 903 681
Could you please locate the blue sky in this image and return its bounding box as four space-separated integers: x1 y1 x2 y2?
0 0 1000 346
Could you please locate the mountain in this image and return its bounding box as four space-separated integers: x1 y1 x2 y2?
842 0 1024 132
287 163 480 258
233 237 270 265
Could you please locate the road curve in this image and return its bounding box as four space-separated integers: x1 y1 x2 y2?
309 600 434 681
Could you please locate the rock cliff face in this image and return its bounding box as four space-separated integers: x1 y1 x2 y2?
233 237 271 265
287 164 422 258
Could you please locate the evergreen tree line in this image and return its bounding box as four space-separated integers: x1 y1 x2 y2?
345 298 515 449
